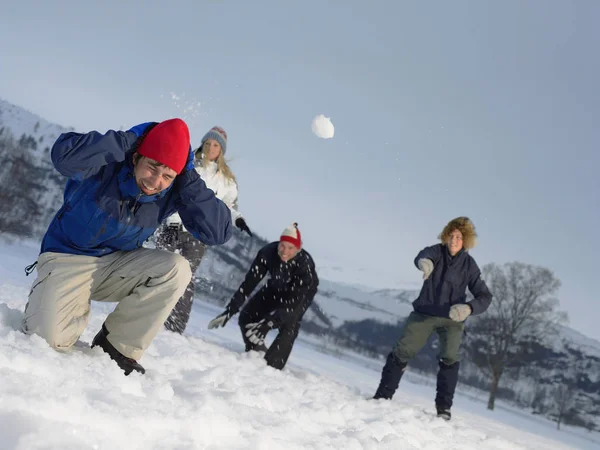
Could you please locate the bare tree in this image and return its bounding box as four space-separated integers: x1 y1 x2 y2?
465 262 567 410
0 132 19 232
553 384 576 430
0 130 46 237
530 384 549 414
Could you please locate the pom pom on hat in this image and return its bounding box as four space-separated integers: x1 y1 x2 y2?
201 126 228 155
137 118 190 174
280 223 302 249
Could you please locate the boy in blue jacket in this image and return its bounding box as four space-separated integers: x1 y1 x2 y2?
22 119 232 375
373 217 492 420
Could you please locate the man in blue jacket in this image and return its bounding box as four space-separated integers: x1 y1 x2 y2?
373 217 492 420
22 118 232 375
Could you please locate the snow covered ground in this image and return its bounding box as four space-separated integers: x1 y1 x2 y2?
0 239 598 450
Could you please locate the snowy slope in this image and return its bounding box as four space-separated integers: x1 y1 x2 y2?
1 239 599 450
308 280 415 328
314 257 421 293
192 224 600 427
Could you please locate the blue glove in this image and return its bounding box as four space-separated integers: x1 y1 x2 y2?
184 146 195 172
128 122 157 137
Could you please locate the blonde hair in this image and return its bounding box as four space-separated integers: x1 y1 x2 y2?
439 216 477 250
196 141 237 184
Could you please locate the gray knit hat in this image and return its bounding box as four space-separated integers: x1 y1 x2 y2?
201 126 227 155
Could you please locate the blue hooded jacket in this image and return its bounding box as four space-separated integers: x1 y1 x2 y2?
40 122 232 257
412 244 492 317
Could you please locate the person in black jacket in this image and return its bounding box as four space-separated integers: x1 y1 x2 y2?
373 217 492 420
208 223 319 370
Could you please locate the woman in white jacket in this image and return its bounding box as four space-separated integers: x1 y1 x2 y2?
156 126 252 333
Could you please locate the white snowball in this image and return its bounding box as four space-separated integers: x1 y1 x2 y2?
311 114 335 139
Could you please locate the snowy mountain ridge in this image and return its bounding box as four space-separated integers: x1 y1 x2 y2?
0 98 70 158
0 98 72 238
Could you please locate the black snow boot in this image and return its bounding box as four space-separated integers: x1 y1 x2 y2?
436 407 452 421
245 341 269 353
91 324 145 375
251 343 269 353
435 360 459 416
373 352 408 400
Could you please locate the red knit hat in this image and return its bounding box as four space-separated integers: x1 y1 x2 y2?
280 223 302 249
137 118 190 174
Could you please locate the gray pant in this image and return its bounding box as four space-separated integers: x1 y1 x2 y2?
393 311 464 365
22 248 191 360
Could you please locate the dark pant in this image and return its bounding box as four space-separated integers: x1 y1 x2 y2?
374 311 463 408
238 289 304 370
155 225 206 334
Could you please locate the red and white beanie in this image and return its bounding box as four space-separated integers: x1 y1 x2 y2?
280 223 302 249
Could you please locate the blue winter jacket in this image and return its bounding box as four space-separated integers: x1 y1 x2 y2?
40 123 232 257
412 244 492 318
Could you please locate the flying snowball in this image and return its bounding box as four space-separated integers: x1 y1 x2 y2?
311 114 335 139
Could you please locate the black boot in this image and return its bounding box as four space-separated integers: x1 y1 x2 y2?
373 353 407 400
252 343 269 353
244 342 267 352
436 406 452 421
435 360 459 418
91 324 145 375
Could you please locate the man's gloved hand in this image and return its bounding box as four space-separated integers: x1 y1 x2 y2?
449 304 472 322
235 218 253 236
244 319 274 345
208 308 234 329
184 146 195 172
418 258 434 280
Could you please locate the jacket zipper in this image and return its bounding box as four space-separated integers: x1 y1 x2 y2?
110 192 144 243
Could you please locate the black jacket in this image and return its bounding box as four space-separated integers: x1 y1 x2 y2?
412 244 492 318
228 242 319 325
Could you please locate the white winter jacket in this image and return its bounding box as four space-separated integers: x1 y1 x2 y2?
166 159 242 227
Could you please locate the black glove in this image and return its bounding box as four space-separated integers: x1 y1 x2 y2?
235 218 253 236
208 308 234 329
244 319 274 345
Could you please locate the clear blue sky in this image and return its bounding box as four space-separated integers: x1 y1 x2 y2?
1 0 599 340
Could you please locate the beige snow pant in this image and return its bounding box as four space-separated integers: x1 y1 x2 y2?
22 248 192 360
